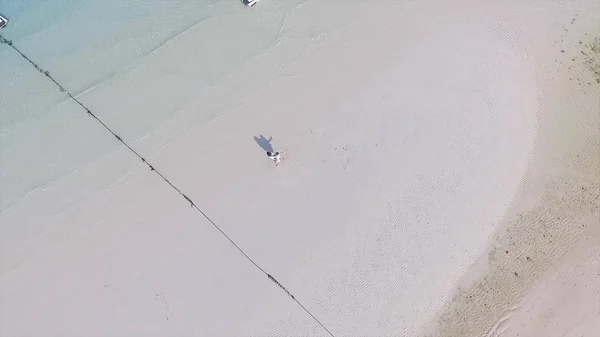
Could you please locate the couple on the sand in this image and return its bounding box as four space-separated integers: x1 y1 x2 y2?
266 151 281 164
254 134 282 164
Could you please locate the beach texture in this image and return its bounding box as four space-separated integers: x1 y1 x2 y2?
1 0 598 336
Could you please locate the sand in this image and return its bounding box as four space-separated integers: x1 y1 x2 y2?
1 0 598 336
499 236 599 337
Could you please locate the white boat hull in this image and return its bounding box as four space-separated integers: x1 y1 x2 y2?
242 0 261 7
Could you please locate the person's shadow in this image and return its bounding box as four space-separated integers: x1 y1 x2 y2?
254 134 274 153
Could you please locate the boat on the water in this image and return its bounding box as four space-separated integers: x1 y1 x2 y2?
0 15 8 29
242 0 261 6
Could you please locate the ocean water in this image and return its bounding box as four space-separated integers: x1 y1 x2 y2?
1 0 309 209
1 0 234 126
2 1 214 210
0 0 352 131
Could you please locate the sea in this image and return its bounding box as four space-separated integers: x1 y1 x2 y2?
0 0 305 209
2 1 228 121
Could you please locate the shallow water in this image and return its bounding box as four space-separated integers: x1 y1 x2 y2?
1 0 228 125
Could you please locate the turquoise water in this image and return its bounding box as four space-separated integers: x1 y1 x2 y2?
1 0 227 122
0 0 229 207
2 0 226 70
0 0 302 208
0 0 306 126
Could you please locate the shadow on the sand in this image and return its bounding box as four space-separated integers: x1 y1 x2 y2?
254 134 274 153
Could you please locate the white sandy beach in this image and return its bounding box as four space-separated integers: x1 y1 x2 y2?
1 0 598 336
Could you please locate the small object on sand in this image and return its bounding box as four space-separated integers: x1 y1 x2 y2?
242 0 261 7
266 151 281 164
